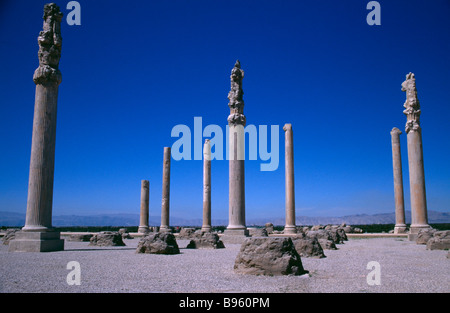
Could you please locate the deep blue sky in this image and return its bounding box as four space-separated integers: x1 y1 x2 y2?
0 0 449 222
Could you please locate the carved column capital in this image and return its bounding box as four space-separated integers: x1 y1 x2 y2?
402 72 421 134
283 123 292 132
390 127 402 146
227 60 246 126
33 3 63 85
390 127 402 136
141 179 149 189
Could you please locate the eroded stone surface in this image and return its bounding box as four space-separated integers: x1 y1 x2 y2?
67 234 93 242
136 232 179 254
186 232 225 249
416 228 436 245
2 229 20 245
89 231 125 247
426 231 450 250
234 237 308 276
33 3 63 85
292 236 326 258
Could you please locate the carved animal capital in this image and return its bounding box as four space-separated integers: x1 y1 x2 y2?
33 3 63 85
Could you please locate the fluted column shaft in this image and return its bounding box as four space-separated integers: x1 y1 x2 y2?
160 147 171 232
283 124 296 234
407 130 428 232
23 83 59 231
228 129 246 230
139 180 149 233
202 140 212 232
390 128 406 234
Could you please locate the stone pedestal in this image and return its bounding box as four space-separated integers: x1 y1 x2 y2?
8 231 64 253
9 4 64 252
138 180 150 233
401 73 430 236
226 61 247 236
407 233 419 242
283 124 296 234
390 128 407 234
160 147 171 232
221 229 250 244
223 229 249 236
201 140 212 232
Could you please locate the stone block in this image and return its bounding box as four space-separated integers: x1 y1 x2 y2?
136 232 180 254
89 231 125 246
233 237 308 276
292 236 326 258
8 231 64 252
186 232 225 249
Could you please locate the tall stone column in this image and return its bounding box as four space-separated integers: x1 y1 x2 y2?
9 3 64 252
138 180 150 233
390 127 407 234
402 72 430 234
160 147 171 232
201 139 212 232
225 60 248 236
283 124 296 234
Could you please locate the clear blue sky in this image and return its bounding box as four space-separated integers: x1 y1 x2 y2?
0 0 449 221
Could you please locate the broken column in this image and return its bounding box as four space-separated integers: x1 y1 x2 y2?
160 147 171 232
9 3 65 252
390 127 407 234
138 180 150 233
201 139 212 232
402 73 430 234
283 123 296 234
225 60 248 237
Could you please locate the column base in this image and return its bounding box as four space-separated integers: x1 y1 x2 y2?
409 224 431 234
159 226 172 233
394 224 407 234
408 224 431 241
201 226 212 232
221 228 249 244
283 225 297 234
224 228 249 236
21 225 51 232
8 231 64 252
138 226 149 234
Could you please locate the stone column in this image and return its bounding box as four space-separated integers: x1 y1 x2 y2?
138 180 150 233
283 124 296 234
201 139 212 232
390 127 407 234
160 147 171 232
9 4 64 252
225 60 248 236
402 72 430 234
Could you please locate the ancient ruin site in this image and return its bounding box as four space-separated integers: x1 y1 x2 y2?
0 1 449 298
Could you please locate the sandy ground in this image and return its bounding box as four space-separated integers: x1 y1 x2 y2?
0 236 448 293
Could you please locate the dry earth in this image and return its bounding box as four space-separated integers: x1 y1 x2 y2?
0 236 448 293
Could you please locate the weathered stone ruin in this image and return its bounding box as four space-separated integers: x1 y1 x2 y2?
136 232 180 254
89 231 126 247
233 237 308 276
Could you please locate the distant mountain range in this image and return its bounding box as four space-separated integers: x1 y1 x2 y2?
1 210 449 227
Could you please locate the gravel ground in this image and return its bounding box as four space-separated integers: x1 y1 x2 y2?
0 236 448 293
